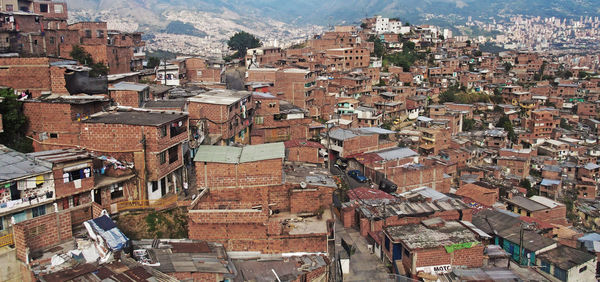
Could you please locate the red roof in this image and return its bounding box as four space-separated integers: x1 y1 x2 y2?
347 187 396 201
284 139 324 149
346 152 383 164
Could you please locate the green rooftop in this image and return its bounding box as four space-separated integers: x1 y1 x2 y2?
194 143 285 164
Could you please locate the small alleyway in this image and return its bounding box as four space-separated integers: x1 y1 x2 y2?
334 218 397 282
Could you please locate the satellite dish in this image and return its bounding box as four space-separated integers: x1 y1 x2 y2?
300 182 308 189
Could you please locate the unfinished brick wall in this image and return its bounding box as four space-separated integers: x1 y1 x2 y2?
287 146 322 164
413 244 484 269
107 46 133 74
14 208 72 262
389 164 450 193
196 159 283 188
531 205 568 226
49 66 69 95
290 187 333 213
247 68 277 83
110 90 140 108
23 102 81 151
0 57 51 97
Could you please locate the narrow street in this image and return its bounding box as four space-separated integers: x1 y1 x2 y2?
334 218 396 282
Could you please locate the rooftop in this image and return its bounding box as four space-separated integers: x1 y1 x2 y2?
194 143 285 164
232 255 328 282
29 94 109 105
27 149 91 164
0 145 52 183
283 163 336 187
132 239 235 276
385 220 479 250
188 89 252 105
505 196 549 212
143 99 187 109
84 110 186 126
109 81 148 92
537 245 594 270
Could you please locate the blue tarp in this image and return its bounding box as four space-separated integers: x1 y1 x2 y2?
87 215 129 251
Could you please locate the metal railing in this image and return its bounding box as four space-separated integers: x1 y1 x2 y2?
0 233 13 248
116 194 178 212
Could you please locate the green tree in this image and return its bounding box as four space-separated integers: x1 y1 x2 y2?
462 118 476 131
560 118 573 130
70 45 109 77
503 62 513 73
367 35 385 58
227 31 261 59
497 115 516 143
519 179 535 197
360 22 368 29
147 56 161 69
0 88 32 152
403 41 415 52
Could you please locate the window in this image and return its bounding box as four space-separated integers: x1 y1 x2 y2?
63 167 91 183
159 152 166 164
170 121 186 137
49 37 55 44
110 184 124 199
6 4 13 12
39 4 48 13
580 266 587 273
151 181 158 192
97 30 104 38
85 29 92 38
54 4 63 14
32 205 46 218
160 125 167 137
255 116 264 125
168 145 178 164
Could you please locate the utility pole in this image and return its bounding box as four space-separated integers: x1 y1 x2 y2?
163 58 167 86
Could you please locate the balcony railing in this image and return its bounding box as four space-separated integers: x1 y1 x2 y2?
0 233 13 248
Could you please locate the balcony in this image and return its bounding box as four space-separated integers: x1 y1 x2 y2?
422 136 435 142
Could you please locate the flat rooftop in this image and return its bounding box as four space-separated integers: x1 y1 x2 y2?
84 110 186 126
132 239 235 276
188 89 252 105
194 143 285 164
385 220 479 250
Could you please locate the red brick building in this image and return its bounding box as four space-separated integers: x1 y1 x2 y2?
187 89 254 145
23 95 110 152
108 82 149 108
194 143 285 189
456 183 499 206
383 219 484 277
188 150 335 253
80 110 188 201
251 92 313 144
505 195 568 226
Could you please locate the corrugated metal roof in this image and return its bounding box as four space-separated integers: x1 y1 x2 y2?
505 196 548 211
376 147 418 161
109 82 148 92
239 143 284 163
356 127 395 135
194 146 242 163
193 143 284 164
0 145 52 183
